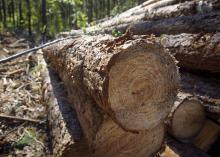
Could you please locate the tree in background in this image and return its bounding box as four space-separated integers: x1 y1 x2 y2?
0 0 142 40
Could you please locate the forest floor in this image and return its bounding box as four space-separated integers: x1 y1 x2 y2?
0 33 49 157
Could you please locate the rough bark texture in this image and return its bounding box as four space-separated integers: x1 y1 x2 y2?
193 119 220 151
87 0 196 32
86 0 220 34
101 11 220 35
160 33 220 73
43 35 179 132
166 92 206 142
40 56 87 157
159 137 210 157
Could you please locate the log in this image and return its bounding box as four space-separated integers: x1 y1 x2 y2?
181 72 220 114
159 137 210 157
193 119 220 151
160 33 220 73
102 11 220 35
166 92 206 142
43 35 179 132
87 0 220 34
40 54 88 157
88 0 195 32
64 76 165 157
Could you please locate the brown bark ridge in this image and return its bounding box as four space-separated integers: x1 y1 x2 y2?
160 33 220 73
159 137 210 157
40 54 87 157
166 92 206 142
193 119 220 152
43 35 179 132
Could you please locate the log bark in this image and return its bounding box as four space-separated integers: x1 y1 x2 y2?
43 35 179 132
160 33 220 73
88 0 195 32
87 0 220 34
159 137 210 157
101 11 220 35
166 92 206 142
40 54 88 157
193 119 220 152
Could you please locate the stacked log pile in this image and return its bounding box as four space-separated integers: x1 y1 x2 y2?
44 0 220 156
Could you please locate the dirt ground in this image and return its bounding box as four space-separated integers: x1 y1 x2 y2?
0 33 49 157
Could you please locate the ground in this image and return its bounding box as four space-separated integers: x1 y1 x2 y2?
0 33 49 157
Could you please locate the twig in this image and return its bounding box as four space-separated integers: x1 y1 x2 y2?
0 114 45 124
0 35 80 64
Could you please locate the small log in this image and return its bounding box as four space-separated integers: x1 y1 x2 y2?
166 92 206 142
181 72 220 115
159 137 210 157
43 35 179 132
193 119 220 151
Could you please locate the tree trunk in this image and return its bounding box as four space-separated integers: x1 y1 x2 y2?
25 0 31 36
18 0 23 29
42 0 47 42
166 92 206 142
107 0 110 17
43 35 179 132
2 0 6 28
160 137 210 157
160 33 220 73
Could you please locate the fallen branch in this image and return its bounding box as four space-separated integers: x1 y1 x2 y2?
0 114 45 124
0 35 80 64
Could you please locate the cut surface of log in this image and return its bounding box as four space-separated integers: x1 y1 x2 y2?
43 35 179 132
181 72 220 113
193 119 220 151
64 74 165 157
167 92 206 142
159 137 210 157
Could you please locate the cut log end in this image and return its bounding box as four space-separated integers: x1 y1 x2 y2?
170 97 206 141
108 42 179 131
93 119 165 157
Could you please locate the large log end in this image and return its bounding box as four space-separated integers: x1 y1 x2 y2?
107 40 179 131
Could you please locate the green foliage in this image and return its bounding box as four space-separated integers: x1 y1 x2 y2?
112 29 122 37
14 129 36 148
0 0 142 39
